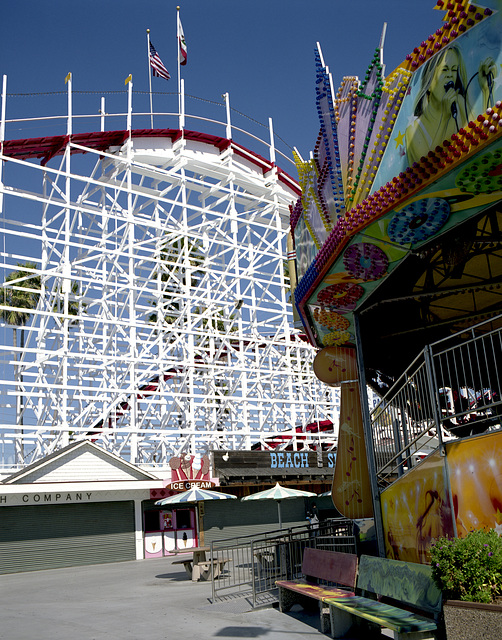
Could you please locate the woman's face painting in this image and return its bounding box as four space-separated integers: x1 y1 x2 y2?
430 49 460 101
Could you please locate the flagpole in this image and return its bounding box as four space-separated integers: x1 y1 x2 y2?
146 29 154 128
177 6 181 129
1 75 7 213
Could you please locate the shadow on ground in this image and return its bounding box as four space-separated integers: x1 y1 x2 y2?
155 571 192 581
214 627 270 638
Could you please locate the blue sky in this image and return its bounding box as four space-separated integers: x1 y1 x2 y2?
1 1 446 163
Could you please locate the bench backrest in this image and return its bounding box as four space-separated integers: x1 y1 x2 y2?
302 547 358 588
357 555 442 614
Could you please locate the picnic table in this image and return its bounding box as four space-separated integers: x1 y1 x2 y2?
172 547 229 582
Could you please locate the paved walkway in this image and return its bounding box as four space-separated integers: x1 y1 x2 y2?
0 556 330 640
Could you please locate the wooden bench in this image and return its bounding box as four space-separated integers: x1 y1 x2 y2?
172 557 195 579
276 547 358 635
173 556 229 581
193 557 229 581
323 555 442 639
171 546 210 581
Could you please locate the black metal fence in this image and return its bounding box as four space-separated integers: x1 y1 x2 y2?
209 519 355 606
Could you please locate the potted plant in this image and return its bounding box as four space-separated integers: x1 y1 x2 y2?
430 528 502 640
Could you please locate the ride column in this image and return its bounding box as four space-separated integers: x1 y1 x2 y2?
313 345 376 529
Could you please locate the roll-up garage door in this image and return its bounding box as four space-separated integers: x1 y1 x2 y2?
203 498 308 543
0 500 136 574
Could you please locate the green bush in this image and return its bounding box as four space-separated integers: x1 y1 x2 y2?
430 529 502 603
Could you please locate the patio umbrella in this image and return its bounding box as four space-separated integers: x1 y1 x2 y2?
154 487 237 505
241 482 316 529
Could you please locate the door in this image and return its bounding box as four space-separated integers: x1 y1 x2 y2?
0 501 136 574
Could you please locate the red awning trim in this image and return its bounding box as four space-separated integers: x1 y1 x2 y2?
231 142 272 173
41 135 69 166
1 128 299 194
277 166 301 197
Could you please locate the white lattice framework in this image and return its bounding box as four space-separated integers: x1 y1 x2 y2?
0 80 339 470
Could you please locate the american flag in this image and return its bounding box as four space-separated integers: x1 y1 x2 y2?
149 41 171 80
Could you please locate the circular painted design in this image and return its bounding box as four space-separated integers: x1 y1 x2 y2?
343 242 389 281
387 198 450 245
313 307 350 331
317 282 364 311
313 346 358 385
322 330 352 347
456 149 502 195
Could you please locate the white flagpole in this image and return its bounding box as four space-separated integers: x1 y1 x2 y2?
147 29 154 128
177 6 181 128
65 72 72 136
0 75 7 213
180 78 185 129
126 75 133 133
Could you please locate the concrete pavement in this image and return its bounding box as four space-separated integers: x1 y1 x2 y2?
0 556 330 640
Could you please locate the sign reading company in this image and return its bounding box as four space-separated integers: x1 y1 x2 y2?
0 491 94 506
0 487 151 507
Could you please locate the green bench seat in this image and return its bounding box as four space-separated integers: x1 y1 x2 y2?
323 555 442 639
276 547 358 635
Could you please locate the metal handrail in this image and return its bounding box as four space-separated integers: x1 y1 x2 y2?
2 88 296 170
371 314 502 485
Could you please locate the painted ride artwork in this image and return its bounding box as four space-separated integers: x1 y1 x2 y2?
291 0 502 561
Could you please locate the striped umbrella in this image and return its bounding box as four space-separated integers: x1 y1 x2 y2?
155 487 237 505
241 482 316 529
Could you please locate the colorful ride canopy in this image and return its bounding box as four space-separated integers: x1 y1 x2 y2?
293 1 502 380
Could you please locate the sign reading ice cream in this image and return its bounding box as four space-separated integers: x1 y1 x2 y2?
166 454 214 490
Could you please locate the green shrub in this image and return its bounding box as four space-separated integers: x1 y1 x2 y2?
430 529 502 603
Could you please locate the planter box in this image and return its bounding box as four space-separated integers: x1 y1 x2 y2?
443 599 502 640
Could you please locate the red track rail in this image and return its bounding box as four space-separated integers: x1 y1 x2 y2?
1 128 301 196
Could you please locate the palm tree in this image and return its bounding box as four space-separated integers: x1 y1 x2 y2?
0 262 41 460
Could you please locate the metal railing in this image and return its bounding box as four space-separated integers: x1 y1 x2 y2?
2 82 297 172
209 519 355 607
371 314 502 486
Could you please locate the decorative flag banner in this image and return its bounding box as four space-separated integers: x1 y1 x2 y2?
177 12 187 65
149 41 171 80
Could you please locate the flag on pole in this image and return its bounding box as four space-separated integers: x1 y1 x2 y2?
177 13 187 66
149 41 171 80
